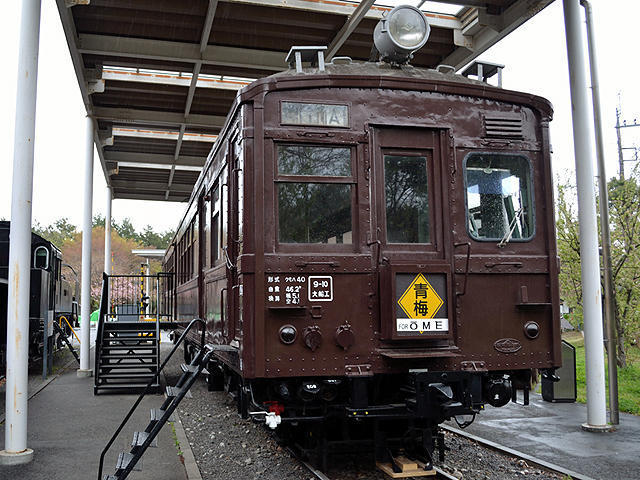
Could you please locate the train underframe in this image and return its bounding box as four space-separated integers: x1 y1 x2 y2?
198 348 534 471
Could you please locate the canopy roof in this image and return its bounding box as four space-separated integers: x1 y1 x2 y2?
57 0 554 202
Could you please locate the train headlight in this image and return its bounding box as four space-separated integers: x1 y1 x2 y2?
374 5 430 65
279 325 297 345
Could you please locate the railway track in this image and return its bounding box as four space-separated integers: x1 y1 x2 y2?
288 447 461 480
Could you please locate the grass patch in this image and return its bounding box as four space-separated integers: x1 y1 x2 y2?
563 331 640 416
170 422 183 457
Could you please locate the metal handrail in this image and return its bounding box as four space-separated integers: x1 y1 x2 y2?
58 315 80 343
94 273 110 389
97 318 206 480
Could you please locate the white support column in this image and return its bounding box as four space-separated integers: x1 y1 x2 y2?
0 0 41 465
562 0 608 430
104 186 112 274
78 115 95 377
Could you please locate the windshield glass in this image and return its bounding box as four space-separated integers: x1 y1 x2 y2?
465 154 533 242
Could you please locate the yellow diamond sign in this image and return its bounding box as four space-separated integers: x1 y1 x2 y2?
398 273 444 319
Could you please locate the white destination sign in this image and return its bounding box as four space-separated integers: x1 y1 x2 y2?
396 318 449 333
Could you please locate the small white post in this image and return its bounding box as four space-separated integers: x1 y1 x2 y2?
562 0 608 430
104 186 112 275
0 0 42 465
78 115 95 377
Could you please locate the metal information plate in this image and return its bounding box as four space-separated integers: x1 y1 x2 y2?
395 273 448 334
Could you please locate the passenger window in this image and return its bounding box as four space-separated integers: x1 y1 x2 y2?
277 145 353 244
211 185 220 264
278 145 351 176
384 155 430 244
464 154 534 242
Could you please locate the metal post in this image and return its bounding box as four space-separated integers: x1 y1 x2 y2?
0 0 41 465
105 186 112 275
104 186 112 318
581 0 619 426
563 0 609 431
78 115 95 377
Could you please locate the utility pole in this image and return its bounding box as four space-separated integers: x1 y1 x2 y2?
615 100 640 180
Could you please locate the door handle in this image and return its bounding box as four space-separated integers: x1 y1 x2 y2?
454 242 471 297
484 262 523 268
294 261 340 268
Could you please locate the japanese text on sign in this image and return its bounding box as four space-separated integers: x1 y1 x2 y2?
308 276 333 302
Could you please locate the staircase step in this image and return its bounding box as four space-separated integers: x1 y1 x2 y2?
180 363 209 375
101 344 158 350
99 372 157 379
132 431 158 448
98 362 157 369
181 364 198 373
166 386 193 399
100 354 158 360
150 408 175 423
115 452 142 472
95 383 159 390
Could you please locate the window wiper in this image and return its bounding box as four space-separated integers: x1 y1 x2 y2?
497 207 523 248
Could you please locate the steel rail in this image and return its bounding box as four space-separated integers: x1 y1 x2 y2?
441 424 596 480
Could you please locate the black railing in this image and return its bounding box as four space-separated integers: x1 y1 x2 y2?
97 318 206 480
94 272 110 389
105 273 174 322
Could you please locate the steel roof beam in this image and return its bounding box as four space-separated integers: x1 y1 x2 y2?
222 0 461 29
113 192 189 202
56 0 112 187
167 0 220 201
326 0 376 61
101 69 251 90
78 34 286 72
112 127 217 143
104 151 205 167
111 180 194 193
92 106 225 128
442 0 554 70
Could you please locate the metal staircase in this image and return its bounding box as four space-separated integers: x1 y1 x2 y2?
98 319 210 480
94 272 174 394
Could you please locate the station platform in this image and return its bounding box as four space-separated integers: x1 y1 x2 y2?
447 393 640 480
0 343 187 480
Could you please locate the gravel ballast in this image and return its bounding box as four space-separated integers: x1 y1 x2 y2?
163 350 565 480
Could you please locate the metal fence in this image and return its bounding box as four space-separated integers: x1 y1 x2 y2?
106 273 174 322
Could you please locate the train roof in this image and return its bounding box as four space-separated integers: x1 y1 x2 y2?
239 61 553 118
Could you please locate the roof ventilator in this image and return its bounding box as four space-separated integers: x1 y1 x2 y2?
461 60 505 87
286 46 327 73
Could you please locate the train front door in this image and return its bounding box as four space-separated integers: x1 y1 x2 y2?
370 126 456 349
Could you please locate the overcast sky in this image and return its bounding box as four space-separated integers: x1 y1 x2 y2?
0 0 639 233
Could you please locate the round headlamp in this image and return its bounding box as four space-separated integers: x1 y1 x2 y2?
374 5 430 65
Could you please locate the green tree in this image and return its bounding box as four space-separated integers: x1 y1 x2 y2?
556 168 640 367
137 225 174 249
33 217 78 248
114 218 138 241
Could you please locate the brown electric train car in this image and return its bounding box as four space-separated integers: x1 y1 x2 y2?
163 6 561 469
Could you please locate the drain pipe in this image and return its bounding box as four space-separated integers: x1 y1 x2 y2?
580 0 619 426
562 0 608 431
